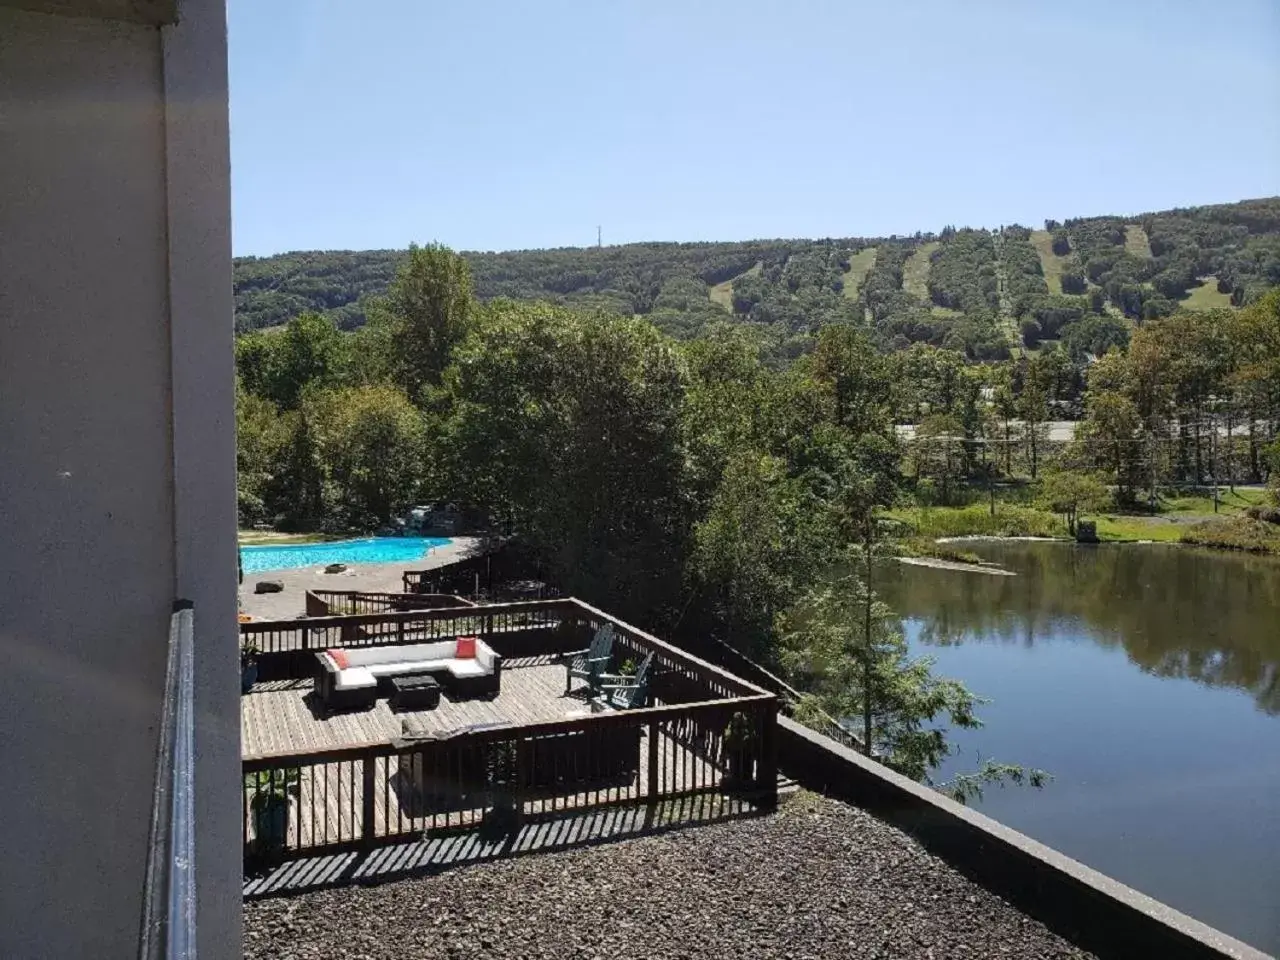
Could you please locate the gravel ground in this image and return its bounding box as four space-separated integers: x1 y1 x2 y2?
244 793 1094 960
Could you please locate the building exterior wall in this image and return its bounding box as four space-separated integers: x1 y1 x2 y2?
0 2 239 957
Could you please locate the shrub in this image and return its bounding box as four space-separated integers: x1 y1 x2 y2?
1245 506 1280 526
899 503 1064 539
1181 517 1280 554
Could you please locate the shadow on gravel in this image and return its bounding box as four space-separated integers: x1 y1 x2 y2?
244 793 768 900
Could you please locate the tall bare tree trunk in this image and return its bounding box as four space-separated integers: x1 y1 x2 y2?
1193 402 1203 485
862 517 874 757
1249 416 1259 483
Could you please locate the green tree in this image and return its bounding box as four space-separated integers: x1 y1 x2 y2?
441 301 689 624
1039 471 1110 536
1075 388 1144 499
1231 290 1280 482
991 363 1020 476
680 325 779 503
808 324 891 434
270 411 326 529
370 243 474 402
235 378 290 525
691 452 813 658
234 312 347 410
913 414 966 505
305 384 425 527
1019 354 1052 479
779 573 1048 800
272 312 347 408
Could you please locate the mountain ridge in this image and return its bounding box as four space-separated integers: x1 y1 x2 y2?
234 196 1280 359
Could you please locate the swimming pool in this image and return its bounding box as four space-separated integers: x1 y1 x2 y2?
240 536 452 574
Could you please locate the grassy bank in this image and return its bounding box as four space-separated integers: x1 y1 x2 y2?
1181 516 1280 554
891 501 1280 555
1093 516 1180 542
889 504 1065 540
1160 488 1267 513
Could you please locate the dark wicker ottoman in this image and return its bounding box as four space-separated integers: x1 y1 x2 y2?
389 673 442 712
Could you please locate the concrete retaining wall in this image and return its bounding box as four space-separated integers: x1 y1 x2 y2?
778 717 1268 960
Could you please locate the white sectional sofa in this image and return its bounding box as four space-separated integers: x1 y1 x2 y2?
315 637 501 711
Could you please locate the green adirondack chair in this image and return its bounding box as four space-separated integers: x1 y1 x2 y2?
563 623 616 694
593 651 654 710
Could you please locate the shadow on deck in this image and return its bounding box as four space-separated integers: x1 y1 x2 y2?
244 792 772 899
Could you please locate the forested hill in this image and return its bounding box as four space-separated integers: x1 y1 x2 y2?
234 196 1280 358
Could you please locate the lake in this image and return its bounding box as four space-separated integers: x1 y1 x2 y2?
878 542 1280 955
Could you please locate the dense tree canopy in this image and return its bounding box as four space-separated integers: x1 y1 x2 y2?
233 197 1280 366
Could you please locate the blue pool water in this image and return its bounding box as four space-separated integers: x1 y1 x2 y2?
240 536 452 574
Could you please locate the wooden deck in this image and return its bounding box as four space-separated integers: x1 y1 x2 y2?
241 658 777 861
242 656 602 758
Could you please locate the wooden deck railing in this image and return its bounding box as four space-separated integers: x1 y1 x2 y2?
243 693 776 868
401 548 501 596
242 599 563 662
693 633 867 754
241 598 777 867
241 598 770 702
400 543 559 600
304 590 476 617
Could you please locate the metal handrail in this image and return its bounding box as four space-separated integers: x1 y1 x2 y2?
139 601 197 959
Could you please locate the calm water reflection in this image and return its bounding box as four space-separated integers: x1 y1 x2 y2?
879 543 1280 955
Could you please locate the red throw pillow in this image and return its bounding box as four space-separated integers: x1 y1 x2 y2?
455 636 478 659
327 648 349 669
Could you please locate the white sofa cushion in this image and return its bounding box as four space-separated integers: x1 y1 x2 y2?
344 641 455 668
334 666 376 690
328 639 498 682
366 657 452 678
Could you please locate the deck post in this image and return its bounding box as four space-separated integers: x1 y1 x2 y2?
757 700 778 811
361 756 376 846
300 625 310 651
647 717 660 804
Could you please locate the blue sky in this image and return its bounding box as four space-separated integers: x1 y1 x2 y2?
228 0 1280 256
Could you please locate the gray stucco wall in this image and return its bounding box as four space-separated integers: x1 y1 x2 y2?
0 3 239 958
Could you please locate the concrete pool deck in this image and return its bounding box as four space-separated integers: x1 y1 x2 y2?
238 535 483 620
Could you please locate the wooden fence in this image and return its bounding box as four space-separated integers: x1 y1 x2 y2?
304 590 476 617
242 598 770 704
241 600 567 681
400 542 558 600
243 694 775 868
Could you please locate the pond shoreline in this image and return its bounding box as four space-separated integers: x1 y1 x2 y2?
927 531 1280 559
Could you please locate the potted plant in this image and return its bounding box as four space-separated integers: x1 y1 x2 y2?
245 768 300 856
722 712 755 792
240 641 260 694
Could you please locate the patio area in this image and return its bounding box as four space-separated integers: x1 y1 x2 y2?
241 599 779 871
242 656 602 758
